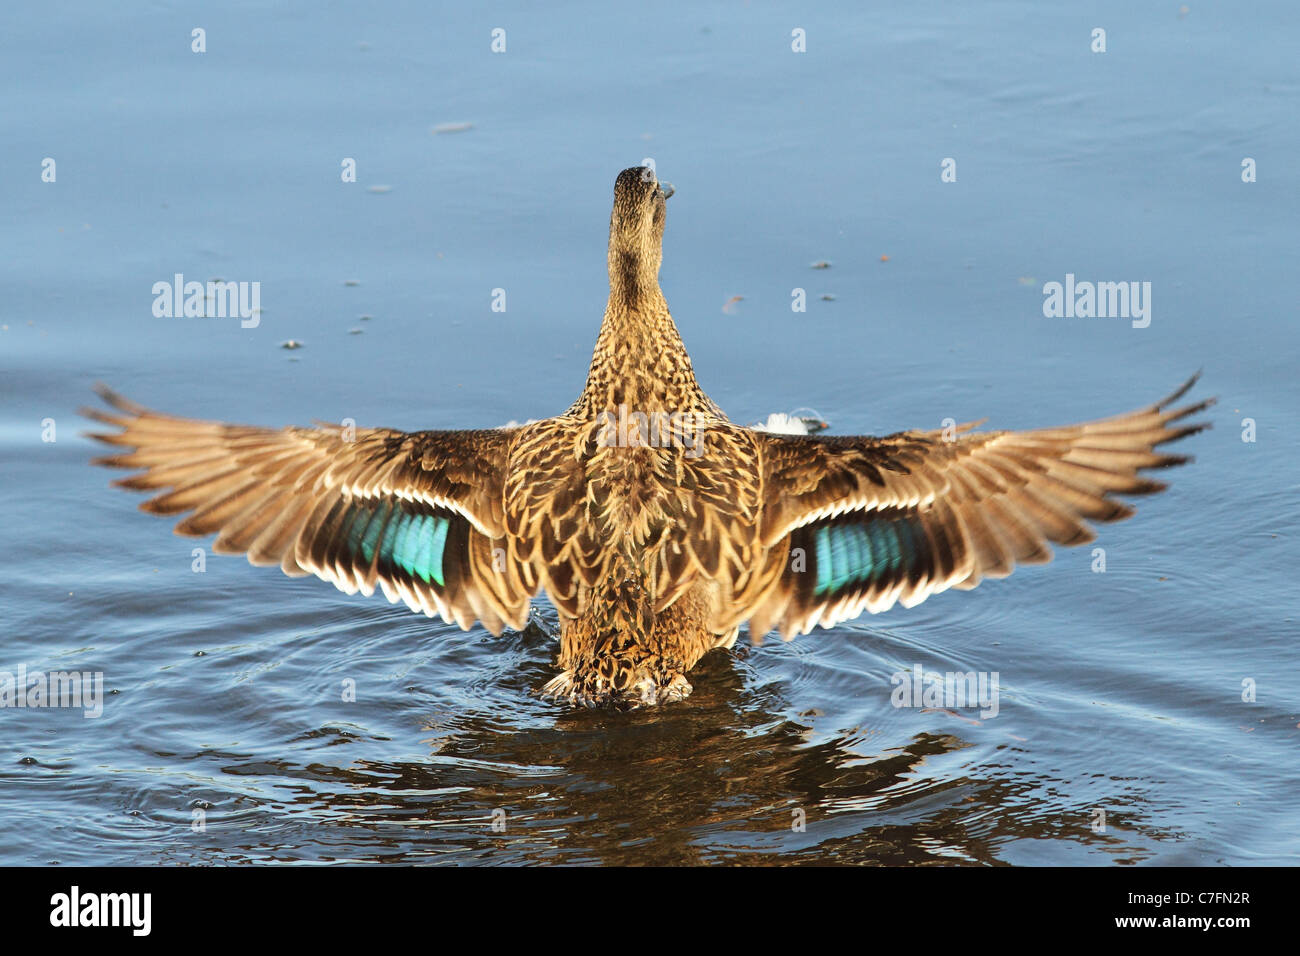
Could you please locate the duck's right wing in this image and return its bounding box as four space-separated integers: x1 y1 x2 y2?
737 375 1213 639
84 387 538 634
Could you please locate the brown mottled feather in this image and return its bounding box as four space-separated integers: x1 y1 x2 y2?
84 387 536 634
747 375 1212 637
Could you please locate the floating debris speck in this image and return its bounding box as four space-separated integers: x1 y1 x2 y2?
432 122 474 135
366 184 393 194
722 295 744 314
810 260 831 269
280 339 304 350
343 279 360 287
348 328 364 335
820 293 835 301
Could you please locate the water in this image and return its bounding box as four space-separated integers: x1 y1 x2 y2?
2 1 1297 865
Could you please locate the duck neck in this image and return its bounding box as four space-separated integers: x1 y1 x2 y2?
572 280 710 417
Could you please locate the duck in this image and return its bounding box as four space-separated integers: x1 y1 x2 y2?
86 166 1212 709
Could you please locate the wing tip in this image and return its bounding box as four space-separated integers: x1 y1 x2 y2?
1154 370 1202 411
84 433 131 451
91 383 151 415
81 385 153 441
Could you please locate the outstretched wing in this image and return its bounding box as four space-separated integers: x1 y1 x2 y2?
742 375 1213 639
83 386 537 634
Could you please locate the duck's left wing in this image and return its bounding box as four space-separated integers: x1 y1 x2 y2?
84 387 537 634
738 375 1213 639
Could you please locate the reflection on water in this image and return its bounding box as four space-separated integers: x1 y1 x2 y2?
0 597 1207 866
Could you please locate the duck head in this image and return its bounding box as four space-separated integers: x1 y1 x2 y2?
607 166 674 302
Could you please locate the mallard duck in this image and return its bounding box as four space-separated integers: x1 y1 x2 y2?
86 166 1212 708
